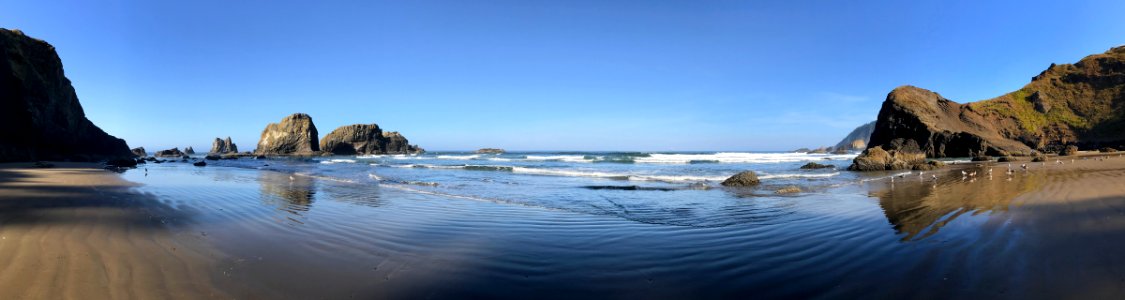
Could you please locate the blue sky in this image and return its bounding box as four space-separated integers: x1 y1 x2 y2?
3 0 1124 151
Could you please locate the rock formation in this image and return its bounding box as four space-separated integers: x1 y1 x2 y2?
848 139 929 171
184 146 195 155
834 121 876 151
0 28 133 162
131 147 147 157
320 124 423 155
475 148 505 154
799 162 834 169
256 113 319 155
858 45 1125 170
721 171 760 187
210 137 238 154
154 147 186 158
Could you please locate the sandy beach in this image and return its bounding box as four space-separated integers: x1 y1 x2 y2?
0 163 225 299
3 154 1125 298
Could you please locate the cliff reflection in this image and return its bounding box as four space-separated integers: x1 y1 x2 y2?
259 172 316 215
872 169 1045 241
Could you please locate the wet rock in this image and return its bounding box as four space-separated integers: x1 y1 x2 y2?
775 186 801 194
1061 145 1080 156
799 162 835 169
154 148 186 158
193 161 206 167
721 171 760 187
848 142 927 171
204 155 221 160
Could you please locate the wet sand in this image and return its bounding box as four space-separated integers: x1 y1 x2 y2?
3 153 1125 299
0 163 225 299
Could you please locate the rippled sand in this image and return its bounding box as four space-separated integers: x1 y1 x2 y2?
4 154 1125 299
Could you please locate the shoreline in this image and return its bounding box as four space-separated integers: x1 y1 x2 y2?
0 163 227 299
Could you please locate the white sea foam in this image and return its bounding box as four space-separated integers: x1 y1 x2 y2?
634 152 856 164
320 159 357 164
524 155 593 163
436 154 481 160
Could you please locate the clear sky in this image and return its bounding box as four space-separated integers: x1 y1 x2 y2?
3 0 1124 151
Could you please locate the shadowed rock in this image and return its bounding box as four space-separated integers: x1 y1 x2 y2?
0 28 133 162
320 124 423 155
131 147 147 158
154 148 186 158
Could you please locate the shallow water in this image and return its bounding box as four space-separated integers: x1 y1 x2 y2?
118 153 1116 299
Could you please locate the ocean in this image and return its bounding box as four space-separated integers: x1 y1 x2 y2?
117 151 1028 298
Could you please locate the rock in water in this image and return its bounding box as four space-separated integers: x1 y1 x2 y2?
721 171 760 187
799 162 834 169
192 161 206 167
775 186 801 194
255 113 319 155
131 147 147 158
833 121 876 151
0 28 133 162
475 148 505 154
210 137 238 154
320 124 423 155
154 147 186 158
184 146 195 155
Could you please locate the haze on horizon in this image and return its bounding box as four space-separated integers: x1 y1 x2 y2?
2 0 1124 152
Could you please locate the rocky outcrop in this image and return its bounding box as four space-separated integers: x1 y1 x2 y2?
319 124 423 155
848 139 928 171
210 137 238 154
184 146 195 155
721 171 760 187
131 147 147 157
799 162 834 169
255 113 319 155
475 148 505 154
834 121 876 151
154 147 186 158
0 28 133 162
861 45 1125 165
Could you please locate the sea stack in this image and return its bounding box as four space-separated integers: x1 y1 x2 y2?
0 28 133 162
131 147 147 157
256 113 319 155
154 147 186 158
320 124 423 155
210 137 238 154
184 146 195 155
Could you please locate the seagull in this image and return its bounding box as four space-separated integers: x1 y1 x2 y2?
931 174 938 181
961 170 967 176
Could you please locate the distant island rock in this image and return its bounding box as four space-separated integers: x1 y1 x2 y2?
852 45 1125 170
184 146 195 155
256 113 320 155
154 147 186 158
475 148 505 154
0 28 133 162
320 124 423 155
833 121 875 152
131 147 147 158
210 137 238 154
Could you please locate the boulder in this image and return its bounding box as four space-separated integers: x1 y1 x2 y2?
847 142 928 171
1032 155 1047 162
210 137 238 154
997 156 1015 162
154 148 186 158
204 155 221 160
320 124 423 155
255 113 319 155
193 161 206 167
721 171 760 187
799 162 835 169
911 160 945 171
0 29 134 162
1061 145 1080 156
131 147 147 158
1100 147 1119 153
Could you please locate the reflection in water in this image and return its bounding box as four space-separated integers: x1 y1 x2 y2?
259 172 316 216
872 168 1046 241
